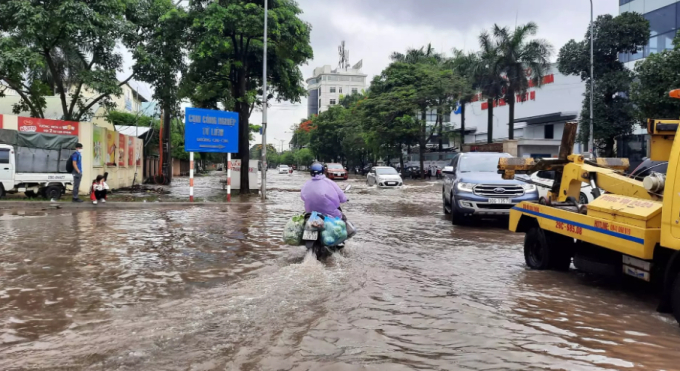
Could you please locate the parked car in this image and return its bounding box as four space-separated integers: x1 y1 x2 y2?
401 166 421 179
442 152 539 224
529 170 602 204
628 158 667 181
325 163 348 180
367 166 403 187
278 164 290 174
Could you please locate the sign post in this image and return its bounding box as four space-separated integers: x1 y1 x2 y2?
184 108 239 202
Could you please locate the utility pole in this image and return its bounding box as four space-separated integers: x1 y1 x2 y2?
278 139 285 153
260 0 268 199
589 0 595 157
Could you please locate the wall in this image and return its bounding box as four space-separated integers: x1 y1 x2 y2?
0 114 143 194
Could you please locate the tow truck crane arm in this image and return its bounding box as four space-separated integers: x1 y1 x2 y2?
498 121 667 203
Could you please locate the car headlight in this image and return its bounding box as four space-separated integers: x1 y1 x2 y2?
521 183 537 192
457 182 475 192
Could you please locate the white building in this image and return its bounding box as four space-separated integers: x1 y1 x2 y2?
450 66 587 158
619 0 680 68
306 63 367 117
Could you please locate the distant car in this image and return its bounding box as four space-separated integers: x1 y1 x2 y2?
529 170 602 204
325 163 348 180
278 165 290 174
367 166 403 187
442 152 539 223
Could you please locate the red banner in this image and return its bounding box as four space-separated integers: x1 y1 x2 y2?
0 114 3 129
118 133 126 166
18 117 79 136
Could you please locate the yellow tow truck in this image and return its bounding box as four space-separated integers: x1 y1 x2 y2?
498 91 680 325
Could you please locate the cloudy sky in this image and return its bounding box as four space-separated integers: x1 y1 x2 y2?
127 0 619 151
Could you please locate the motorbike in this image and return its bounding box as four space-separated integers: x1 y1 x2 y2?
302 185 353 260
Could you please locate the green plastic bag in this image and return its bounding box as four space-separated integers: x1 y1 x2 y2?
283 214 305 245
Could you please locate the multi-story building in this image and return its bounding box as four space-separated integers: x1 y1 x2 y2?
306 64 367 117
619 0 680 68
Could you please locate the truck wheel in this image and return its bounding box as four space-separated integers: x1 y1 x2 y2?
525 227 573 271
0 184 5 199
524 227 553 270
579 192 589 204
44 186 63 200
672 273 680 325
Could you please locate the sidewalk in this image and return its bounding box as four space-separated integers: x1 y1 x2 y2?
0 200 244 210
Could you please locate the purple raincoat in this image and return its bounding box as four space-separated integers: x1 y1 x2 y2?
301 175 347 218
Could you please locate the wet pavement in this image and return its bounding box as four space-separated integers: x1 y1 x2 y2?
1 171 680 370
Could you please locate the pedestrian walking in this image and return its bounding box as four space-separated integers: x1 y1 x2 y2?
69 143 84 203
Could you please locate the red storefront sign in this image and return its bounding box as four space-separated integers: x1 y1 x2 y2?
18 117 79 136
0 114 3 129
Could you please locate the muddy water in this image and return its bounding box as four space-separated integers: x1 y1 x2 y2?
1 172 680 370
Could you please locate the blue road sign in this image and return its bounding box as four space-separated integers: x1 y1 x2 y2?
184 108 239 153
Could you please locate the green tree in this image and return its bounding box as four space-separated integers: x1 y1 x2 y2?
475 30 505 144
451 49 481 145
184 0 313 193
558 12 649 155
631 33 680 121
309 106 347 162
293 148 314 168
492 22 553 139
0 0 139 121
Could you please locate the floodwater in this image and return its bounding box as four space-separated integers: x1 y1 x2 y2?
1 172 680 370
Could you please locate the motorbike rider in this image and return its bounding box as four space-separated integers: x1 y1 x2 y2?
301 162 347 219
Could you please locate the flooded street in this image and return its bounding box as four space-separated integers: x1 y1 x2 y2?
1 171 680 370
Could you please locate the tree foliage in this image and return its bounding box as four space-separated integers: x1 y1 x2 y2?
631 33 680 121
557 12 649 155
0 0 140 121
183 0 313 192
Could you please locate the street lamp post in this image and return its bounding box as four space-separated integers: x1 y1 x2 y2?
589 0 595 157
260 0 268 199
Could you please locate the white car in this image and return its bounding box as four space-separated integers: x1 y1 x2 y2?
367 166 403 187
278 165 290 174
530 170 602 204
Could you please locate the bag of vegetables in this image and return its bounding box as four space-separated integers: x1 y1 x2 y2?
321 215 348 246
283 214 305 245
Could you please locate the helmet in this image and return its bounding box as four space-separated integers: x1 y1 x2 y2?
310 162 324 176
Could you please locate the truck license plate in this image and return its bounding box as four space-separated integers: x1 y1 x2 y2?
488 198 511 204
303 230 318 240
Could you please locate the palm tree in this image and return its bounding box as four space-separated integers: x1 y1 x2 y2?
493 22 553 139
474 31 505 144
451 49 481 146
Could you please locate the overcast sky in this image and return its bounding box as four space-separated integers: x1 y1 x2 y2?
125 0 619 151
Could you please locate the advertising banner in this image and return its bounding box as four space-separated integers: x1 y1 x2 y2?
18 117 79 136
118 134 126 166
106 130 117 166
93 127 104 167
136 138 143 166
127 136 134 167
0 114 3 129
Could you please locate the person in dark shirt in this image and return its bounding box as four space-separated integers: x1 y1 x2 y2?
71 143 84 202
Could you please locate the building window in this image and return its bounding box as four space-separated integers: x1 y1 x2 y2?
330 99 336 105
330 87 336 93
319 99 321 108
352 88 358 94
619 0 634 4
339 87 342 94
544 124 554 139
646 30 675 56
645 4 676 37
318 88 321 96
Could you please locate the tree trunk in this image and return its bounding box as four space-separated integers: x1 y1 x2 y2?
419 109 426 177
237 72 250 193
162 103 172 184
460 103 465 146
507 89 515 140
437 108 443 151
487 99 494 144
399 143 404 172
